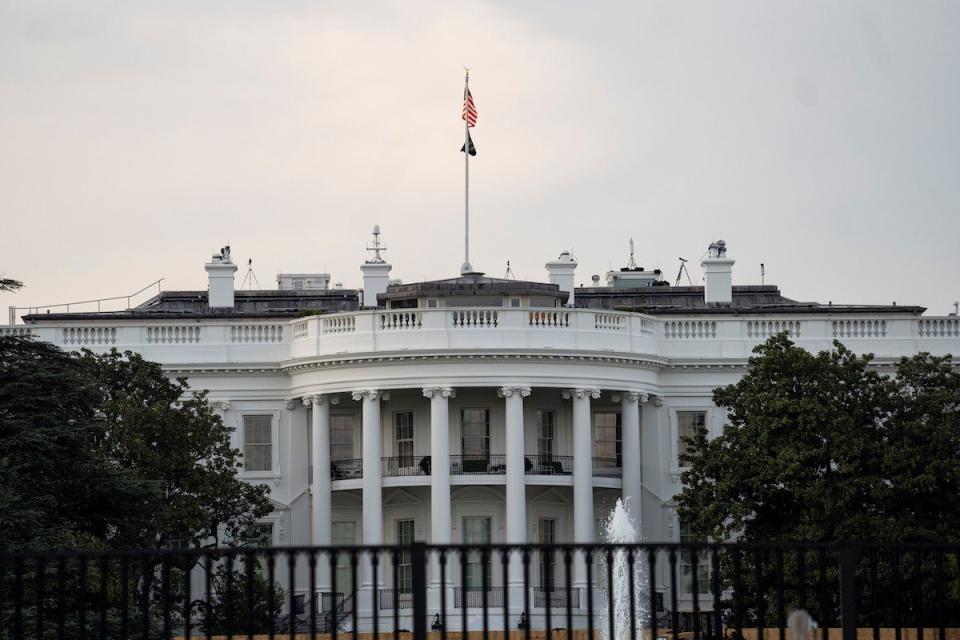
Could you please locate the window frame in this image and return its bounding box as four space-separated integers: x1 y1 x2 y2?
241 412 279 477
592 411 622 467
330 412 358 463
671 407 712 475
460 408 491 462
394 411 416 469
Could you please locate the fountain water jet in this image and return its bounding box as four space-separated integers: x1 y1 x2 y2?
601 498 649 640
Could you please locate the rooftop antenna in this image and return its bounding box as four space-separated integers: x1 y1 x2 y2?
627 238 638 269
504 260 516 280
761 263 766 285
366 224 387 263
953 301 959 316
240 258 261 289
675 257 693 286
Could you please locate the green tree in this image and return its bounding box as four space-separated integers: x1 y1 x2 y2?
677 334 960 625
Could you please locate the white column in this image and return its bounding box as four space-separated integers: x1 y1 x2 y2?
499 385 531 611
424 387 455 544
424 386 455 613
354 390 388 546
567 387 599 592
305 394 338 599
619 392 645 530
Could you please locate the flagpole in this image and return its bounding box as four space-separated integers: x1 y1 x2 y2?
462 68 472 274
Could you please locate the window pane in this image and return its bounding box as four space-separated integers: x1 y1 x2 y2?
461 409 489 459
539 519 557 590
679 521 711 594
331 414 355 461
677 411 707 461
537 410 554 458
463 517 492 590
243 416 272 471
394 412 415 466
593 412 622 465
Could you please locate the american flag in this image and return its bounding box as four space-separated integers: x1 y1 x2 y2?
462 88 477 127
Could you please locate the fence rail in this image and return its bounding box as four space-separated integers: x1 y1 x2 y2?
1 542 959 640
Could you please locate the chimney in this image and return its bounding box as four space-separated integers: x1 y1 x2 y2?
205 246 238 309
360 225 391 308
546 250 578 306
701 240 734 306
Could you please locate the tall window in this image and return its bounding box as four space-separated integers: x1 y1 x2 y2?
679 522 711 594
394 412 415 468
330 415 355 461
677 411 707 463
462 517 492 590
537 410 555 459
593 412 622 466
396 520 415 594
538 519 557 591
332 522 356 595
461 409 490 461
243 415 273 472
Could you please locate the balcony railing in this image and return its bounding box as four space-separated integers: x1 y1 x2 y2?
592 457 621 477
379 589 413 610
525 455 574 475
453 587 504 609
449 454 507 475
331 458 363 480
533 587 581 609
381 456 431 477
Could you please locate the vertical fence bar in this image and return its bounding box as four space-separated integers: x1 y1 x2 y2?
289 551 298 640
439 550 448 640
522 548 532 640
733 548 744 638
308 550 317 640
913 549 923 640
205 553 213 640
564 548 574 638
224 552 235 640
99 556 109 640
35 557 46 640
502 548 511 639
57 556 66 640
460 549 468 640
184 552 193 640
818 548 828 640
606 548 615 640
411 542 427 640
481 547 490 640
755 549 766 640
893 548 902 640
839 545 858 640
12 557 23 640
935 549 946 640
691 547 701 640
797 548 807 612
349 550 358 640
245 552 255 640
78 555 88 640
776 548 786 640
120 555 130 640
267 550 277 640
711 548 721 640
544 546 553 640
162 555 172 640
669 547 679 640
370 551 379 640
870 548 880 640
628 549 637 640
392 549 400 640
586 548 596 640
329 550 338 640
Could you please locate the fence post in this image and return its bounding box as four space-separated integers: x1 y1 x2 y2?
839 545 859 640
412 542 428 640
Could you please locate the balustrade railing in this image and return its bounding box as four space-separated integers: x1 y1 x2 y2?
451 309 498 328
453 587 504 609
663 320 717 339
380 311 422 330
528 310 569 327
533 586 580 609
449 454 507 475
592 457 622 477
331 458 363 480
379 589 413 610
382 455 431 477
525 455 574 475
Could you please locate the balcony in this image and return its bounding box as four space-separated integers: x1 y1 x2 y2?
449 454 507 475
453 587 504 609
378 589 413 610
525 455 573 475
331 458 363 480
592 457 621 478
381 456 431 477
533 587 581 609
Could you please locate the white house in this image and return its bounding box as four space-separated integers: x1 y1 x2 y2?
5 233 958 630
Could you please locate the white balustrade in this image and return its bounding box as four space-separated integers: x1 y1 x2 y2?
663 320 717 339
380 311 422 330
746 320 802 339
451 309 498 328
0 326 32 337
917 318 960 337
146 326 201 344
832 319 886 338
593 313 624 331
529 310 569 328
230 324 284 343
292 320 309 338
323 315 356 334
62 327 117 345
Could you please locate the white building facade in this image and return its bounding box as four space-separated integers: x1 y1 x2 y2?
5 239 959 628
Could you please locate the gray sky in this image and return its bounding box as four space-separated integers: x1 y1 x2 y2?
2 1 958 315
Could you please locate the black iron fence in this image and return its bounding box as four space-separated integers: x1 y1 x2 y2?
2 542 959 640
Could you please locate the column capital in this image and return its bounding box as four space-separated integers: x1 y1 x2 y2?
422 386 456 399
497 385 531 398
651 395 664 407
613 391 649 404
286 399 300 410
352 390 390 402
562 388 600 400
303 394 340 407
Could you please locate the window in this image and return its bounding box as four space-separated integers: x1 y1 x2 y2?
242 523 274 575
332 522 356 595
330 415 355 461
394 412 415 468
593 412 622 467
461 409 490 462
243 415 273 472
426 298 438 308
680 522 711 594
677 411 707 463
396 520 415 594
462 517 492 590
537 410 555 459
510 297 522 308
538 519 557 591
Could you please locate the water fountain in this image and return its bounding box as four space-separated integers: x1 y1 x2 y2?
601 498 649 640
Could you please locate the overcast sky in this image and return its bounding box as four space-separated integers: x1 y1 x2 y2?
2 1 958 316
